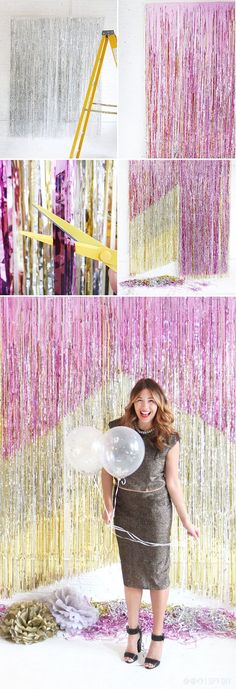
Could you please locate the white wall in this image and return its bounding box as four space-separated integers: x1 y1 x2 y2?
0 0 117 158
118 0 232 159
118 159 236 285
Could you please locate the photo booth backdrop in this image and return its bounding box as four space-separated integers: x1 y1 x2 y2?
10 17 102 138
0 159 114 295
0 297 235 604
146 2 235 158
129 160 230 276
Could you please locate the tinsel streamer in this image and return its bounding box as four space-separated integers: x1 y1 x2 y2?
0 161 114 295
179 162 230 276
74 601 236 642
146 3 235 158
129 160 230 277
0 161 13 295
53 161 75 296
120 276 184 287
120 277 210 293
10 18 103 138
0 298 235 603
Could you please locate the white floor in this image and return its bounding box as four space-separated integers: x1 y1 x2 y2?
1 564 235 689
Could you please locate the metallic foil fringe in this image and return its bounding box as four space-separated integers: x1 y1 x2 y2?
10 17 102 137
0 160 115 295
145 2 235 158
73 601 236 641
129 160 230 277
0 297 235 604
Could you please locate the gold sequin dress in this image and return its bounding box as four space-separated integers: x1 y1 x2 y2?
109 418 178 589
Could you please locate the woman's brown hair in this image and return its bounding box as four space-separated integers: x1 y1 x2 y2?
120 378 180 450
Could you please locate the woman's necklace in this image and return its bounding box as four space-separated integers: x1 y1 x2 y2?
135 426 154 435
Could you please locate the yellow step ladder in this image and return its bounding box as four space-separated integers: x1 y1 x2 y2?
69 30 117 159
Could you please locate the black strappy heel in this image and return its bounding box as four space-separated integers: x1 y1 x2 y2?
124 625 142 663
144 633 165 669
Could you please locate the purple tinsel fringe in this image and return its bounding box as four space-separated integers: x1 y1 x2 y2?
69 602 236 643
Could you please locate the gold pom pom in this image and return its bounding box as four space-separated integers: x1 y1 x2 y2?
0 600 59 644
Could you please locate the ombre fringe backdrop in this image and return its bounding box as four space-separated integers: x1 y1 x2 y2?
0 297 235 603
0 160 115 296
129 160 230 276
145 2 235 158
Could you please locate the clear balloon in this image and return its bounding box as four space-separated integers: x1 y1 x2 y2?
65 427 104 475
102 426 145 479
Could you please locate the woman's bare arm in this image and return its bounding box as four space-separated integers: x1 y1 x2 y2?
165 442 200 540
101 468 114 524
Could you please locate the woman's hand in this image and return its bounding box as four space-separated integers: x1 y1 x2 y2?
102 504 113 524
182 518 200 540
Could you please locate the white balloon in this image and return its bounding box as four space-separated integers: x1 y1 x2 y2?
65 427 104 475
102 426 145 479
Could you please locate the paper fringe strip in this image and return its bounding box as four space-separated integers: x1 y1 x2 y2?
146 3 235 158
129 160 230 277
0 160 114 295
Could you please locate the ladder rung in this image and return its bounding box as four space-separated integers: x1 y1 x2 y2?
93 102 117 108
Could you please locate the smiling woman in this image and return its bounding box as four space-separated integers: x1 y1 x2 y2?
101 377 200 669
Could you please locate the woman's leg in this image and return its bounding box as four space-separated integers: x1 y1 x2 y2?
144 587 170 668
124 585 143 661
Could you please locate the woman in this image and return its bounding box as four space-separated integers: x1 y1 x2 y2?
102 378 200 670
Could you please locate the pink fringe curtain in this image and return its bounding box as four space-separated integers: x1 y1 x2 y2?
1 296 235 461
129 160 230 276
145 2 235 158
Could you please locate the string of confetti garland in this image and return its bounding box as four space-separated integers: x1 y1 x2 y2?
129 160 230 276
10 17 103 138
0 297 235 603
0 161 114 295
145 3 235 158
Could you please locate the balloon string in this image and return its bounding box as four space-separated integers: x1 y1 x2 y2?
112 524 171 547
98 478 180 548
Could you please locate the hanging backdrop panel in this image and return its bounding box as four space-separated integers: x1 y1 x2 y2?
145 2 235 158
0 160 114 296
0 298 235 603
10 17 102 137
129 160 230 277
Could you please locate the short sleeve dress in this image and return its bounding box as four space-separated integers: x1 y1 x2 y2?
109 418 179 590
